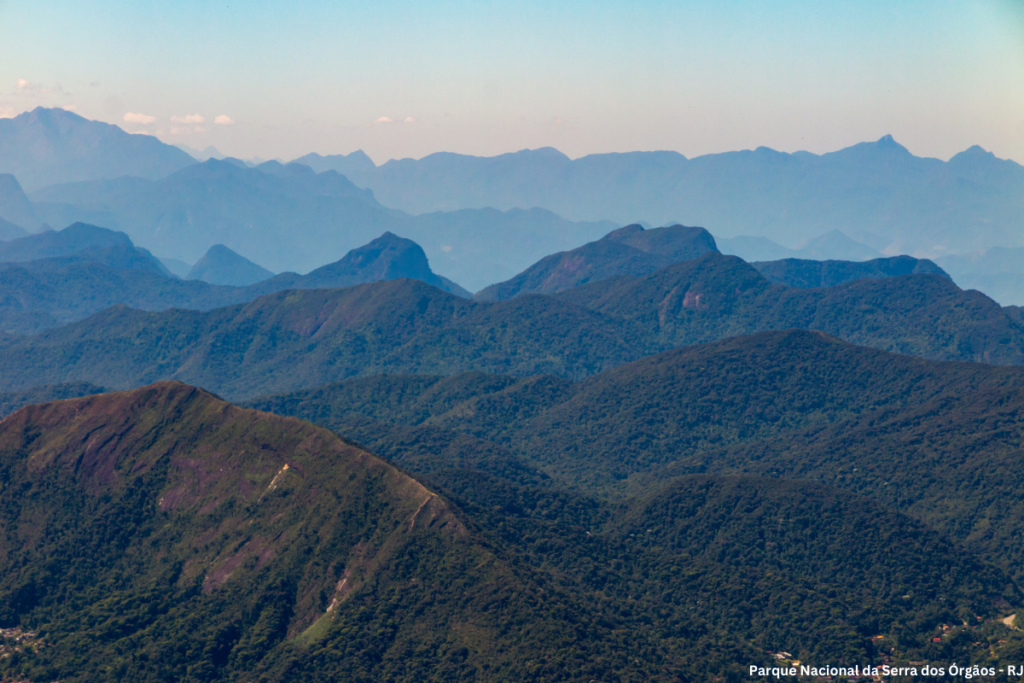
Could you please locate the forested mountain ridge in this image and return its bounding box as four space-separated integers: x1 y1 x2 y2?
475 223 718 300
557 252 1024 364
0 382 706 682
3 379 1023 681
248 329 1024 584
1 249 1023 399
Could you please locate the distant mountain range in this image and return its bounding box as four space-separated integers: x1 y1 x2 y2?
934 247 1024 307
718 229 885 262
0 174 45 232
4 109 1023 301
29 158 616 290
0 107 195 191
0 226 468 333
294 137 1024 256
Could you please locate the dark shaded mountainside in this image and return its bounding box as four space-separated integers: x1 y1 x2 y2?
28 156 617 290
752 254 948 289
0 226 469 334
476 223 718 300
0 108 196 191
0 251 1022 400
3 366 1024 681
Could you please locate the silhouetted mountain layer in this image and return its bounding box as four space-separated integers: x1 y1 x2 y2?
293 137 1024 256
186 244 275 286
252 231 471 298
0 108 196 191
476 223 718 300
0 230 470 333
936 247 1024 307
0 218 27 241
0 174 44 231
0 221 157 264
30 158 617 289
752 255 948 288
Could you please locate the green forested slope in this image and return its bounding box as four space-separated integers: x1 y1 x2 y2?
4 360 1024 680
558 252 1024 364
0 280 642 399
249 330 1024 584
2 256 1024 402
0 383 727 682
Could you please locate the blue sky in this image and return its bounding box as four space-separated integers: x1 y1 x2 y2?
2 0 1022 163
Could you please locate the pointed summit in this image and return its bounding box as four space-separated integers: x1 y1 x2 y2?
187 244 275 286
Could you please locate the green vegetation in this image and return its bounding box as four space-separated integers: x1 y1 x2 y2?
558 252 1024 364
2 252 1023 401
0 382 105 417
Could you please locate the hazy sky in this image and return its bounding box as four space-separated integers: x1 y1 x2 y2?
2 0 1022 164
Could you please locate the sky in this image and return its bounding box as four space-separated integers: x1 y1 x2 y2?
1 0 1023 164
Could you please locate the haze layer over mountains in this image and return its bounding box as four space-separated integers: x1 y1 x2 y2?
2 107 1022 303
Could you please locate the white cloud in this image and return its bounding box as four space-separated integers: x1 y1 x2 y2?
16 79 29 90
59 105 78 112
0 104 16 119
171 114 204 124
404 116 415 123
124 112 156 124
375 116 393 124
214 115 234 125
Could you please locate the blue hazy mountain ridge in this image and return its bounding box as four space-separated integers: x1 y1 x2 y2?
186 244 275 286
752 255 949 289
295 137 1024 255
159 257 193 278
0 221 164 268
0 174 45 232
0 218 27 241
0 108 196 191
0 227 470 333
718 230 884 263
475 223 719 301
935 248 1024 307
29 158 617 290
